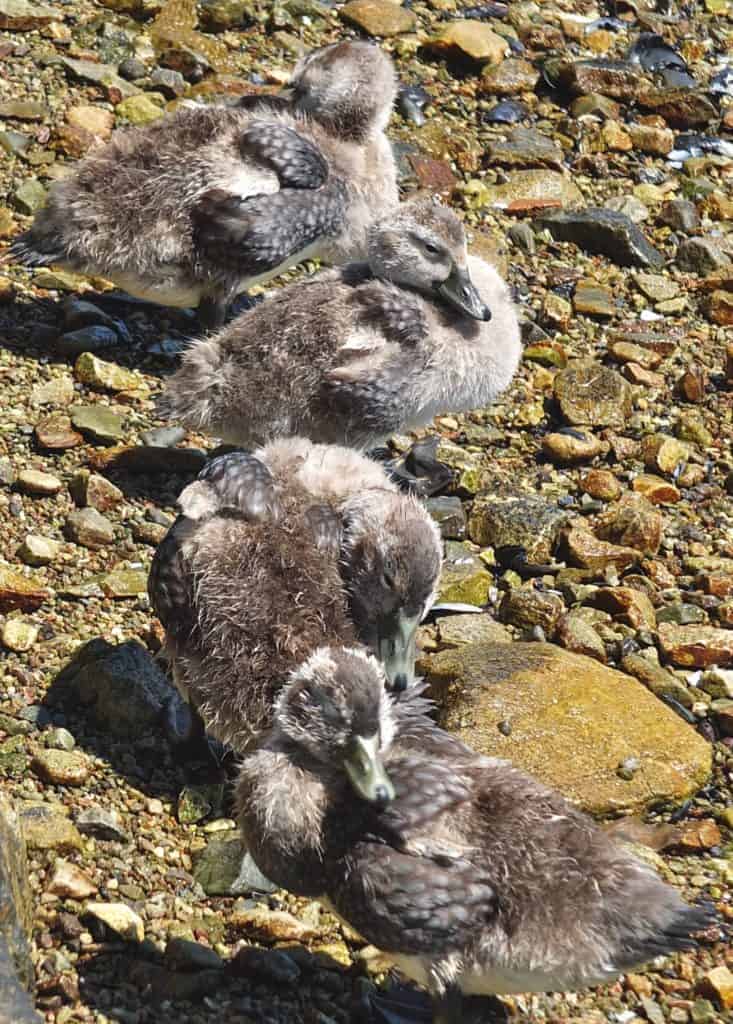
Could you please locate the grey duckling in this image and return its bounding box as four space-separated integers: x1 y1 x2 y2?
161 198 521 449
148 441 441 747
6 41 398 328
237 655 717 1024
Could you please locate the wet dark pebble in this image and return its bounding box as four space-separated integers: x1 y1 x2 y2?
709 65 733 96
455 4 508 19
54 326 120 357
118 57 146 81
396 84 432 127
483 100 528 124
628 33 688 74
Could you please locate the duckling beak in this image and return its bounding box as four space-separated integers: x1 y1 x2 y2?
437 265 492 321
344 735 395 809
377 610 420 693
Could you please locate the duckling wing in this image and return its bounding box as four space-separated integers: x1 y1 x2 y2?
331 756 496 955
303 504 343 559
353 280 429 347
196 450 279 521
148 515 199 642
192 180 347 279
238 121 329 190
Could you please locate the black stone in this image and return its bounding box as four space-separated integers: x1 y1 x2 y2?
535 208 664 269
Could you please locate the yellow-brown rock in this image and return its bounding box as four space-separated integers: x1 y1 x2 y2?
426 20 507 65
419 643 711 815
632 474 681 504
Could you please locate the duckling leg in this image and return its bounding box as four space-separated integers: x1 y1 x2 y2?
197 294 228 331
432 984 463 1024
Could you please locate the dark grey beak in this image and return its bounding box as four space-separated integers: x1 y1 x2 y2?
437 265 492 321
377 610 420 692
344 735 395 808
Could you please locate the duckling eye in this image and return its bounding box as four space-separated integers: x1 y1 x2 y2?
423 241 440 257
381 557 397 589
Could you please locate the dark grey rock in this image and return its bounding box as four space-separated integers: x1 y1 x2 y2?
70 404 125 445
193 833 277 896
426 496 466 539
118 57 147 81
0 458 15 487
0 795 40 1024
76 806 129 843
62 298 118 332
150 67 186 98
468 493 568 564
657 199 700 233
675 237 731 275
49 638 175 738
508 222 535 254
536 208 664 269
164 938 224 973
55 326 120 357
231 946 301 985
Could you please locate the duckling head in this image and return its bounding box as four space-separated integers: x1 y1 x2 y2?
368 199 492 322
340 490 441 693
276 646 396 809
288 41 397 141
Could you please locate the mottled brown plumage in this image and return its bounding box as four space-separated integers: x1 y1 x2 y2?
237 662 717 1023
6 41 398 327
161 200 521 448
148 440 442 747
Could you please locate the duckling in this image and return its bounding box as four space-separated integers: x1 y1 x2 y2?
6 41 398 328
148 441 442 748
160 199 521 449
237 656 717 1024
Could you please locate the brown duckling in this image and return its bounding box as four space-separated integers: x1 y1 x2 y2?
6 41 398 328
148 440 442 748
237 656 717 1023
160 199 520 449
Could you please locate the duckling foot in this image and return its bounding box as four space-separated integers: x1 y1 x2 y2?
370 438 454 497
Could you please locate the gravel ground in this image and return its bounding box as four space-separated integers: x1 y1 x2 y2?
0 0 732 1022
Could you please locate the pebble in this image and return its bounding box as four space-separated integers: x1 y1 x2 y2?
339 0 416 37
537 208 664 269
45 727 76 751
140 425 186 447
17 534 60 567
1 618 39 652
85 902 144 943
30 376 75 408
15 468 62 496
19 804 83 852
35 411 83 450
0 565 49 612
542 430 603 464
69 470 123 511
70 404 126 445
426 20 507 64
659 623 733 668
554 359 632 429
55 326 120 357
74 352 141 392
47 860 98 900
696 966 733 1011
76 806 129 843
468 493 567 564
31 749 90 787
65 508 115 548
115 94 165 125
99 569 148 599
580 469 622 501
632 474 681 504
231 946 301 985
229 905 318 943
164 937 224 972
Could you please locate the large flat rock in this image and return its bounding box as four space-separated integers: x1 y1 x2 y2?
418 643 711 816
0 795 40 1024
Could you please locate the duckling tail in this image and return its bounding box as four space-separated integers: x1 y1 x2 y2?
615 897 719 971
2 228 66 268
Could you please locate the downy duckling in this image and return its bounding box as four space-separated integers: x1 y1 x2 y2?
237 656 717 1024
6 41 398 328
160 199 521 449
148 441 441 747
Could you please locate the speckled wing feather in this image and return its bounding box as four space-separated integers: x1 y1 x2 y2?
303 504 343 559
148 515 199 641
334 761 497 955
239 121 329 190
198 450 278 520
192 180 348 277
354 280 429 346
